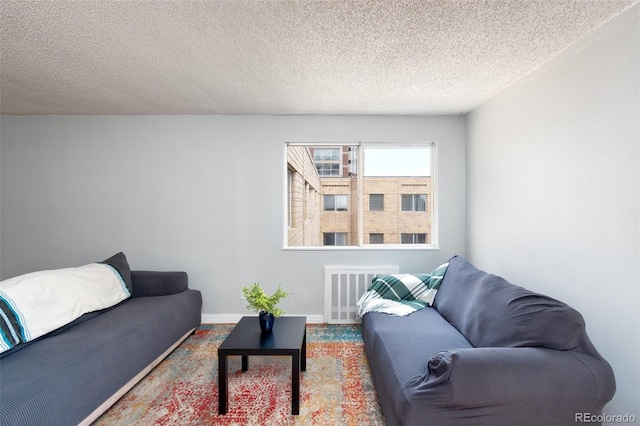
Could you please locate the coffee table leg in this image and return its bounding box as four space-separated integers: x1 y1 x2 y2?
242 355 248 371
218 353 228 414
292 350 300 415
301 330 307 371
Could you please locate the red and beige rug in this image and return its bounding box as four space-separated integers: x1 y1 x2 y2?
94 324 384 425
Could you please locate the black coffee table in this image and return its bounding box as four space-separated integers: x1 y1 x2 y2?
218 316 307 415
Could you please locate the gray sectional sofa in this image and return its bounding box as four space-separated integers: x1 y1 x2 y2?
0 253 202 426
361 255 616 426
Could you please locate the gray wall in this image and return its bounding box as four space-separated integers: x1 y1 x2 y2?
466 6 639 415
0 115 466 318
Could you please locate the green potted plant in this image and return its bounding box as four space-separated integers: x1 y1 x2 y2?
242 282 289 332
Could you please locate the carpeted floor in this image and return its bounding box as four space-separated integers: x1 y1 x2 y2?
94 323 384 425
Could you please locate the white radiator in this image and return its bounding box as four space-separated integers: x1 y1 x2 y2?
324 265 399 324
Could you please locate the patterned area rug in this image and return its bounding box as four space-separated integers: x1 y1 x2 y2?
94 324 384 425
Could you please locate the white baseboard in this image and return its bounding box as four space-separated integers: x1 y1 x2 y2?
201 313 325 324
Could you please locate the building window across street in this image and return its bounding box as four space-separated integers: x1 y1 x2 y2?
369 194 384 211
314 148 341 176
369 233 384 244
401 194 426 212
401 233 427 244
324 233 347 246
323 194 348 211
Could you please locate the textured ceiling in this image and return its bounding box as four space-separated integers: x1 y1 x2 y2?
0 0 637 115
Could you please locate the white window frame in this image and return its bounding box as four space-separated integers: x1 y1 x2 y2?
283 141 439 251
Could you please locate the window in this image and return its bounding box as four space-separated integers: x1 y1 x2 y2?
369 233 384 244
316 163 339 176
401 233 426 244
285 143 435 248
369 194 384 211
401 194 426 212
314 148 340 162
314 148 341 176
324 233 347 246
323 194 348 211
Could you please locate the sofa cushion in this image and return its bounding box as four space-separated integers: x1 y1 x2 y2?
0 253 131 357
433 256 586 350
364 309 473 387
131 271 189 297
100 252 133 293
0 262 130 354
362 309 473 425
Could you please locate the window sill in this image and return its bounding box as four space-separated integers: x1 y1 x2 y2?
281 244 440 251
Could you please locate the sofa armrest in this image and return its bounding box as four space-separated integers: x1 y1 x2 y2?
130 271 189 297
402 347 615 424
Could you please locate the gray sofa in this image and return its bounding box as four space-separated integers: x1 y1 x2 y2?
0 253 202 426
361 255 616 426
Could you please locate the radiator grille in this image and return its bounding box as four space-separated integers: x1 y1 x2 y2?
324 265 399 324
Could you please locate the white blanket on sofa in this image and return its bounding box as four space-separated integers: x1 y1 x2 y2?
0 263 130 353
